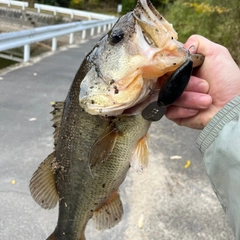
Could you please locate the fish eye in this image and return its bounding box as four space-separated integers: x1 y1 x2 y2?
109 28 125 45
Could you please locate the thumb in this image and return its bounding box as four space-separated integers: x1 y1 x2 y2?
184 34 216 56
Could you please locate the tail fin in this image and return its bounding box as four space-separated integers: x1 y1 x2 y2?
46 230 56 240
46 229 86 240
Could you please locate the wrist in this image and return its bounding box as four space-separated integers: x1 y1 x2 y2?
198 95 240 153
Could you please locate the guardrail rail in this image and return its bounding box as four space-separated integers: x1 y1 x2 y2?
0 0 28 10
34 3 115 20
0 18 117 62
0 0 115 20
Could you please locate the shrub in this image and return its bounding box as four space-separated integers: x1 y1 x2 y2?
163 0 240 64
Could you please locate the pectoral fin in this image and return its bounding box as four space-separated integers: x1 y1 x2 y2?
89 123 118 169
130 133 150 174
92 191 123 230
29 152 59 209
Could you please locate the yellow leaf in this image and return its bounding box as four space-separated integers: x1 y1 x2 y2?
11 179 16 185
184 160 191 169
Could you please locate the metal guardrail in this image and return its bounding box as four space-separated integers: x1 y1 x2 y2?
0 0 115 20
0 0 28 10
34 3 115 20
0 18 117 62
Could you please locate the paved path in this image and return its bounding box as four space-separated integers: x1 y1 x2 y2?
0 36 234 240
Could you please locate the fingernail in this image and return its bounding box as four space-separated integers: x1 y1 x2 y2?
199 81 209 93
184 41 198 53
188 109 199 115
198 95 212 108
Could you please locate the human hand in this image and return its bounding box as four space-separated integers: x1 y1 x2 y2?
165 34 240 129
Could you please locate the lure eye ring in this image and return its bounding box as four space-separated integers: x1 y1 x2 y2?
109 28 125 45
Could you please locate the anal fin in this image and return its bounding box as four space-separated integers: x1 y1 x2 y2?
29 152 59 209
92 191 123 230
130 133 150 174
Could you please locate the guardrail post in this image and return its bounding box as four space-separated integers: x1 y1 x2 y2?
52 37 57 51
69 33 74 44
103 25 106 32
90 27 94 36
24 44 30 62
97 26 101 34
82 30 86 40
36 6 40 13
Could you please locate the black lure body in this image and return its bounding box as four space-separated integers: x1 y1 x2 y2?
142 58 193 121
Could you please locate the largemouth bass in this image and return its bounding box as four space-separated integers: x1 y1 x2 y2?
29 0 204 239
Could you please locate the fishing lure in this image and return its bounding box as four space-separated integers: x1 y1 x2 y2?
142 57 193 121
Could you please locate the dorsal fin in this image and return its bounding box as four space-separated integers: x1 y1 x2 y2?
50 102 64 148
92 191 123 230
29 152 59 209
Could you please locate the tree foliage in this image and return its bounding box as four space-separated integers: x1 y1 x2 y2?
120 0 135 14
163 0 240 64
118 0 240 63
37 0 240 64
69 0 121 12
120 0 173 14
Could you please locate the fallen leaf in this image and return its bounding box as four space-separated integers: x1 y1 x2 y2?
11 179 16 185
138 214 144 229
170 155 182 160
184 160 191 168
29 118 37 121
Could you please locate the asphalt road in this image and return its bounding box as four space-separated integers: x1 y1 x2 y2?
0 36 234 240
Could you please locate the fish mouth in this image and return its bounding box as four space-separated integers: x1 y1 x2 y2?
80 0 189 117
133 0 178 48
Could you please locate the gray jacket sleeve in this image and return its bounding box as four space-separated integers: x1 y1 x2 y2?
197 95 240 238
